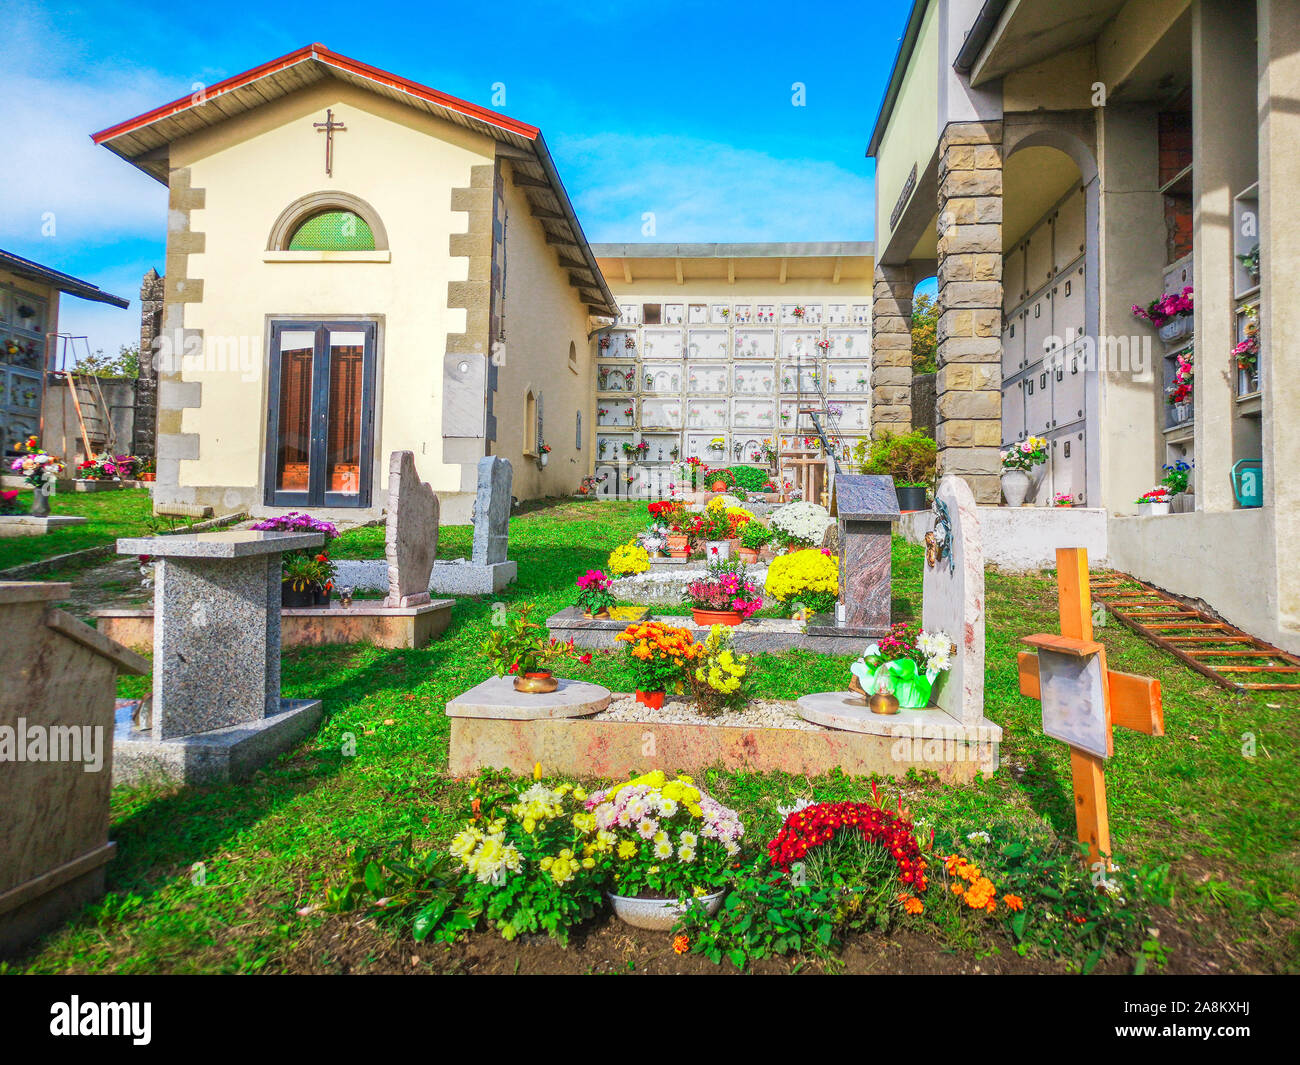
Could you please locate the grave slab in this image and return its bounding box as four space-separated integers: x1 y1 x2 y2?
112 697 324 786
333 558 517 596
471 456 512 565
446 676 611 720
0 515 88 538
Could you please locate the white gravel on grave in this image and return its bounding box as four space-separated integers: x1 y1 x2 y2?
594 694 819 730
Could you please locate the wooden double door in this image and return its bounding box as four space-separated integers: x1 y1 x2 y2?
265 320 377 508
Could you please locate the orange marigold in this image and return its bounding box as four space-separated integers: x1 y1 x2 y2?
673 934 690 955
1003 894 1024 912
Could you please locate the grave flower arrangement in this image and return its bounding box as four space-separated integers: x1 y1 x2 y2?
1000 436 1048 471
689 624 751 713
1132 286 1193 327
608 539 651 575
0 489 20 514
849 622 954 708
76 455 136 480
615 620 706 703
586 770 744 906
769 500 833 549
482 602 589 682
9 436 64 489
575 569 617 617
764 547 838 617
1161 459 1192 496
1232 305 1259 372
682 558 763 624
1167 350 1194 405
251 511 339 605
448 778 606 943
1134 487 1170 506
738 518 772 560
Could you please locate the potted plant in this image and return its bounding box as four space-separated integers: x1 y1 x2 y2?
1161 460 1193 513
764 547 838 620
250 511 340 607
482 602 588 692
768 500 833 552
683 558 763 627
849 623 954 711
699 498 736 560
137 457 156 482
1237 244 1261 286
860 430 937 511
608 539 651 575
1132 286 1194 342
585 770 743 929
737 519 771 563
1051 493 1076 508
614 620 704 707
537 442 551 468
1136 487 1171 517
999 437 1048 507
575 569 617 618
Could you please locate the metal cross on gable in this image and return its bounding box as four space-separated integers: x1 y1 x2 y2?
314 108 346 177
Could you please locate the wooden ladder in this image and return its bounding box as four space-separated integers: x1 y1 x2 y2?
1090 573 1300 692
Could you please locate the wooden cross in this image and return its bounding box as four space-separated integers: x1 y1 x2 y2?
1017 547 1165 864
314 109 346 177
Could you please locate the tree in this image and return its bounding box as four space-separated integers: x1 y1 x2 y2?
78 345 141 379
911 293 938 374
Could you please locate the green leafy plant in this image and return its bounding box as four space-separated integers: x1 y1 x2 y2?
855 430 937 488
739 521 772 550
677 864 837 969
482 602 583 676
727 466 770 492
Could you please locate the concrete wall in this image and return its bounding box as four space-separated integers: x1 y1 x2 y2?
42 376 136 464
166 79 499 520
900 505 1107 572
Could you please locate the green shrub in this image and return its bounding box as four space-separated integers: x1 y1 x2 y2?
854 430 937 487
727 465 771 491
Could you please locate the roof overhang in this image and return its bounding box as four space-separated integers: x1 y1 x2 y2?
963 0 1129 87
590 242 875 286
92 44 616 316
0 250 130 309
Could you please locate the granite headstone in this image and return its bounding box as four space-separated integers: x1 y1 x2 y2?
830 473 900 636
471 456 512 565
384 450 440 608
921 475 985 725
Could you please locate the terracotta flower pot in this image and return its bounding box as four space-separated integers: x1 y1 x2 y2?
691 608 743 627
666 534 690 558
710 480 728 492
737 546 760 563
139 472 156 483
514 671 559 693
635 689 665 709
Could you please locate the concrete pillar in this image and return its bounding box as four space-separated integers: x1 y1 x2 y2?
1192 0 1259 512
935 121 1004 504
869 263 913 437
1258 0 1300 636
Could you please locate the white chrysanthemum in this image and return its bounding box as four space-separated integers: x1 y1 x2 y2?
677 845 696 864
770 501 833 545
654 840 673 860
636 817 659 840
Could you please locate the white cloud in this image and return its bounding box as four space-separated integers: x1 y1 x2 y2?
554 133 874 243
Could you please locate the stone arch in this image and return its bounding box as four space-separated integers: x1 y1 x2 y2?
266 191 390 251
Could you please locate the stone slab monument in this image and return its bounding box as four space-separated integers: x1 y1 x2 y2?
334 454 517 596
0 582 148 956
922 474 985 725
111 529 326 785
808 473 899 638
384 450 440 608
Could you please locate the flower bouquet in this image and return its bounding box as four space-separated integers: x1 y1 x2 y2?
586 770 743 929
682 558 763 626
614 620 705 707
1135 487 1171 516
849 622 954 709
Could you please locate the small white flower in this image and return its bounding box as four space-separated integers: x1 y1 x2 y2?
966 830 991 845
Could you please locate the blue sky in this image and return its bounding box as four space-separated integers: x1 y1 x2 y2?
0 0 913 352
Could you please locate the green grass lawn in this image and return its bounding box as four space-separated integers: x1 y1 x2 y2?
0 487 169 572
12 498 1299 974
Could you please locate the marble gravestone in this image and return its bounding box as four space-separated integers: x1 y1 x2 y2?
922 475 985 724
811 473 899 637
472 456 513 565
384 450 440 608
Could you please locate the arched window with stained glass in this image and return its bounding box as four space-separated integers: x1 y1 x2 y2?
287 210 376 251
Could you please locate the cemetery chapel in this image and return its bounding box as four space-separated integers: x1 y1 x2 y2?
94 44 617 523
